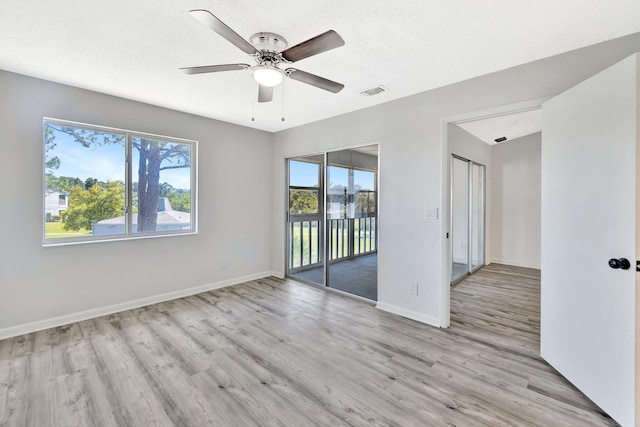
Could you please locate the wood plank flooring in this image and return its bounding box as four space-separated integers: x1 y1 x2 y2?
0 264 618 426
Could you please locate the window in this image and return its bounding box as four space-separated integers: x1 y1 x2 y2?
327 166 377 219
43 118 197 245
288 160 321 215
354 169 376 217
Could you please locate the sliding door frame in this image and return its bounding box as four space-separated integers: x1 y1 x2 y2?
285 155 326 282
470 162 486 274
284 143 380 303
450 154 486 285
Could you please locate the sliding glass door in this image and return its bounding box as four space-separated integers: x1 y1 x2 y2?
287 155 325 286
286 145 378 301
326 148 378 300
451 155 485 284
451 157 470 283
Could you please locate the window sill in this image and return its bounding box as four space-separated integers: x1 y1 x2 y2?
42 230 198 247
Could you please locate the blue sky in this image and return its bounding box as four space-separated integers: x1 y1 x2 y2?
290 160 375 190
289 160 320 187
46 126 191 190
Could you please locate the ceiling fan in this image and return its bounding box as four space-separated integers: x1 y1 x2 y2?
180 9 345 103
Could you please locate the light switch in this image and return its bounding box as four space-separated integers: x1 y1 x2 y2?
424 208 438 220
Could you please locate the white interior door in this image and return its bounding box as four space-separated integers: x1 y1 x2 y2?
541 54 638 426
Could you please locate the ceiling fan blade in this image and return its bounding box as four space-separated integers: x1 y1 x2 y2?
180 64 250 75
281 30 345 63
285 68 344 93
189 9 258 55
258 85 273 103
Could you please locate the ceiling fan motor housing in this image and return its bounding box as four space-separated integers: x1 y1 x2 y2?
250 32 288 53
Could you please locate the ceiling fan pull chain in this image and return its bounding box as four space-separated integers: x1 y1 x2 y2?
281 80 286 122
251 84 256 122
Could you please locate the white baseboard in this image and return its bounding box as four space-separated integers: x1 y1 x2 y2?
490 258 541 269
270 270 285 279
376 302 441 328
0 271 280 341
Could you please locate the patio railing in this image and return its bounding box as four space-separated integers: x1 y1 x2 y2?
289 216 376 271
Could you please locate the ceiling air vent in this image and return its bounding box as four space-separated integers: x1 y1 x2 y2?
359 86 387 97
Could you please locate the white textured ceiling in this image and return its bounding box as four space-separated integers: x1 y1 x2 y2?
1 1 640 132
458 109 542 145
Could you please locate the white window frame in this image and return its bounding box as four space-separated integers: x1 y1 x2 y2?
43 118 198 246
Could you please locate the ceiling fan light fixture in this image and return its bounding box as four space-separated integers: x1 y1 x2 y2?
251 65 284 87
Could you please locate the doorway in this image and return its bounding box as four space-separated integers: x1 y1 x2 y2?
286 145 379 301
441 101 545 328
451 155 486 284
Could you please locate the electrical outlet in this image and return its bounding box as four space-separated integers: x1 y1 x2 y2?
410 283 419 295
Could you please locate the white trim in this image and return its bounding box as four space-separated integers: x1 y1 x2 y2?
43 116 198 144
439 121 452 328
43 231 198 247
282 139 381 161
442 97 551 125
0 271 280 341
270 270 285 279
376 302 442 327
490 258 541 269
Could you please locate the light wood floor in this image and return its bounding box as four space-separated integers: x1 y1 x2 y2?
0 264 617 426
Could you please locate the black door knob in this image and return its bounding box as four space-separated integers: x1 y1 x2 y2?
609 258 631 270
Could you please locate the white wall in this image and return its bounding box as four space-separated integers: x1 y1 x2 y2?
451 125 492 165
490 132 541 268
271 33 640 326
0 70 274 337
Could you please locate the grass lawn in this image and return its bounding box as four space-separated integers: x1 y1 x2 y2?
45 222 91 238
291 220 376 268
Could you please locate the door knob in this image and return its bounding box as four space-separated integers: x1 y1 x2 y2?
608 258 631 270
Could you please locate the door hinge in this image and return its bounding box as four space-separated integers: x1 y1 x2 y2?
636 260 640 272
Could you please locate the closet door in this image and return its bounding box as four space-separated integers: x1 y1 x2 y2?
470 163 485 272
451 156 470 283
451 156 485 284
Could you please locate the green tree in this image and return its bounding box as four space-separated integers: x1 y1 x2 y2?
355 191 376 215
289 189 318 214
135 139 190 231
45 175 84 192
168 193 191 212
62 181 125 231
84 177 98 190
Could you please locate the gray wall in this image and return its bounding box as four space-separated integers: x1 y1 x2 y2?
490 133 541 268
0 70 274 334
